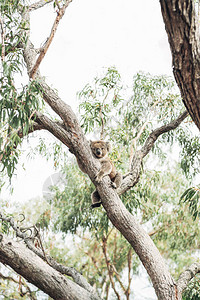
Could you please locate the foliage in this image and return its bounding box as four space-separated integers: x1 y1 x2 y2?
46 229 140 299
183 275 200 300
51 162 109 237
180 185 200 220
0 80 43 177
0 1 45 178
78 68 200 176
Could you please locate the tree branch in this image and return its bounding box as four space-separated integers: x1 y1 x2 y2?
101 237 121 300
17 120 45 138
118 110 188 195
0 214 100 299
30 0 72 79
177 263 200 294
34 111 72 148
0 14 5 62
29 0 53 11
0 234 99 300
140 110 188 158
126 247 132 299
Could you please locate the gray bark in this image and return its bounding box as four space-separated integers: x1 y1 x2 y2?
0 234 99 300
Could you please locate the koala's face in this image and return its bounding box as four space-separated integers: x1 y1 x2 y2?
90 141 110 158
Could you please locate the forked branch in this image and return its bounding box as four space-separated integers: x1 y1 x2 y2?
118 110 189 195
141 110 188 158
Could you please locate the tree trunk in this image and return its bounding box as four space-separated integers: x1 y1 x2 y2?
96 180 178 299
160 0 200 131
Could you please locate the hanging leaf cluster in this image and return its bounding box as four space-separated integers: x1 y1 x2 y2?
0 80 42 177
180 186 200 220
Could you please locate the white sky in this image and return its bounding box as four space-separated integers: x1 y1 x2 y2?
1 1 174 299
32 0 172 109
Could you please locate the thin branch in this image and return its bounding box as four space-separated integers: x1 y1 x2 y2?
118 110 189 195
99 105 105 140
101 275 109 300
129 99 161 165
0 271 36 300
55 0 61 10
129 120 148 168
29 0 53 11
101 236 127 299
30 0 73 79
0 14 5 62
141 110 189 158
177 263 200 294
126 248 132 300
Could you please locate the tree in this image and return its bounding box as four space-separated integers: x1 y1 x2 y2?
0 1 200 299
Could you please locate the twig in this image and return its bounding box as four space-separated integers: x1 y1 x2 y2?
102 236 122 300
126 247 132 300
0 14 5 62
129 99 161 162
0 272 37 300
99 105 105 140
55 0 61 10
129 120 148 167
30 0 73 79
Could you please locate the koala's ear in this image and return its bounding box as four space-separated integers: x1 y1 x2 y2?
106 142 112 152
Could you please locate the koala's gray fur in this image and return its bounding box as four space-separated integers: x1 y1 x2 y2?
77 140 122 208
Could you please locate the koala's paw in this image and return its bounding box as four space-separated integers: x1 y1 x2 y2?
95 174 102 183
111 182 117 189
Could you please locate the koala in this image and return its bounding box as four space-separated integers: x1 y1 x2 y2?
89 140 122 208
76 140 122 208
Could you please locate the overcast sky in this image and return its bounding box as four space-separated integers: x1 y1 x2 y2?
31 0 173 108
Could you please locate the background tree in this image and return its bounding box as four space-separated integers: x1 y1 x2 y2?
0 1 200 300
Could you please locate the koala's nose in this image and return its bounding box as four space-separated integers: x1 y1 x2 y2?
96 149 101 155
